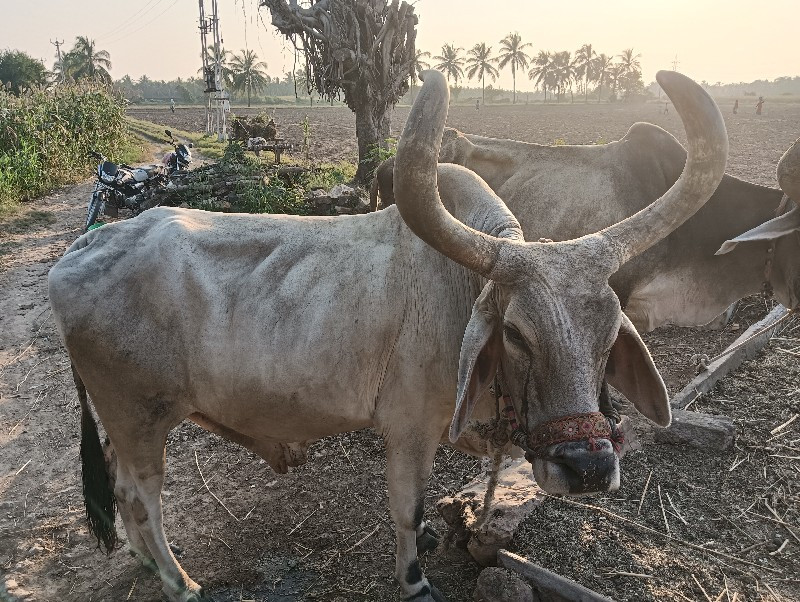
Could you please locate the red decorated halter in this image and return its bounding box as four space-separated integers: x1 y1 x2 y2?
501 395 624 457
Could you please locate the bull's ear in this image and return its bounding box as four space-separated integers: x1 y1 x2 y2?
715 205 800 255
449 284 501 443
606 313 671 426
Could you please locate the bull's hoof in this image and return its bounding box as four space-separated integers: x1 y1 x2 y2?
403 584 448 602
162 580 211 602
416 524 440 554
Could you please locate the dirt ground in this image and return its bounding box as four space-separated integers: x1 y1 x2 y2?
1 101 798 602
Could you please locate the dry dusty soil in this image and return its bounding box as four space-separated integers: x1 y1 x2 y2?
1 101 799 602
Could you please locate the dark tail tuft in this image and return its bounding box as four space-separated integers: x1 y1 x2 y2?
74 365 117 553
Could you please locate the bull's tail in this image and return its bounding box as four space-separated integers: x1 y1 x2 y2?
74 364 117 553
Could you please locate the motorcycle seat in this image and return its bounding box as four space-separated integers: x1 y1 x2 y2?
131 166 164 182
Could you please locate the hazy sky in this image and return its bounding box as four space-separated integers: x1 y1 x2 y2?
4 0 799 90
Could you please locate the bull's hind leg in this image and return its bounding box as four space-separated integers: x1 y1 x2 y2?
384 424 447 602
114 462 156 570
109 427 206 602
103 443 155 569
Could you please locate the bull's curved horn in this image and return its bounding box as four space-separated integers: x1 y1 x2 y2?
777 137 800 202
601 71 728 266
393 70 510 279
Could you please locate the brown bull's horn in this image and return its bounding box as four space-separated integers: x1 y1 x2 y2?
393 70 512 279
777 137 800 202
600 71 728 267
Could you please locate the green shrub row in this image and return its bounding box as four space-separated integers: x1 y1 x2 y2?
0 82 141 212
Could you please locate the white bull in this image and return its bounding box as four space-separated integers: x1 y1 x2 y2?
48 70 727 602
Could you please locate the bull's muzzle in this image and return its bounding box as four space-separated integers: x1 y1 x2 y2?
528 439 620 495
522 412 623 495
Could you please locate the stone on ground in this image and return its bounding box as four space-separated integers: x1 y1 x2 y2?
473 567 535 602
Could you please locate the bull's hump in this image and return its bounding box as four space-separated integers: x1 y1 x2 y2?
621 122 685 162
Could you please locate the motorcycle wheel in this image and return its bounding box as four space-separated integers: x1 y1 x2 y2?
85 192 106 232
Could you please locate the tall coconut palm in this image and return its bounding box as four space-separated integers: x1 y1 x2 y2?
592 53 613 102
574 43 596 102
409 49 431 102
230 49 270 107
528 50 553 101
618 48 641 78
65 36 112 82
550 51 575 102
617 48 643 100
609 62 625 99
466 43 499 104
497 32 532 104
433 44 465 84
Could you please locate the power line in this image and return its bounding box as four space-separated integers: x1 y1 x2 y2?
96 0 163 42
104 0 179 45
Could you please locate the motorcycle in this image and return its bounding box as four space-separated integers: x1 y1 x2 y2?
162 129 193 175
84 131 193 232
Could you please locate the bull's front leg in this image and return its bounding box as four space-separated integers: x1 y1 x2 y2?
384 424 447 602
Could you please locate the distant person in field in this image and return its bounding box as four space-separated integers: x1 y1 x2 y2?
476 99 480 110
170 98 175 113
755 96 764 115
265 118 277 140
664 102 669 114
733 99 739 114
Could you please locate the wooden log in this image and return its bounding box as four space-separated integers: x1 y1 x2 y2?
670 305 789 409
497 550 616 602
654 409 736 450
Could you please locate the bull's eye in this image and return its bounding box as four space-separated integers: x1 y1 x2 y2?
503 324 527 349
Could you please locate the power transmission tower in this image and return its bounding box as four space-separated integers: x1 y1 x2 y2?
51 39 65 83
198 0 228 141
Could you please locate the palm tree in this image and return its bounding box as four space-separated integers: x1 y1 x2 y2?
466 43 499 104
617 48 643 100
609 62 625 99
574 44 596 102
230 49 269 107
433 44 465 84
550 51 574 102
497 32 532 104
65 36 111 82
618 48 642 77
528 51 553 101
409 49 431 102
592 53 613 102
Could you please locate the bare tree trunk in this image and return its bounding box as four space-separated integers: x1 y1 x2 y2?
354 99 392 183
512 63 516 104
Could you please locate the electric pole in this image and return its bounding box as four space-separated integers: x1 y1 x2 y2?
671 55 680 72
51 39 65 83
198 0 228 141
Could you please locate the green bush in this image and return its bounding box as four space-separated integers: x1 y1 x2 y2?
0 82 140 212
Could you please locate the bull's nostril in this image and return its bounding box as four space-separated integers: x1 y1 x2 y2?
540 441 619 494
